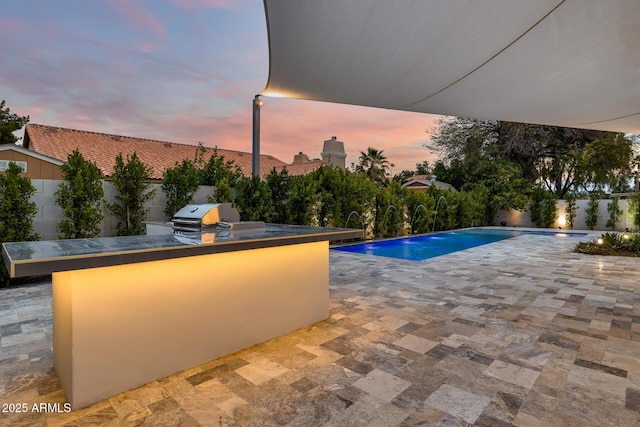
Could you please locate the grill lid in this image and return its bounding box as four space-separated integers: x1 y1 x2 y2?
172 203 240 230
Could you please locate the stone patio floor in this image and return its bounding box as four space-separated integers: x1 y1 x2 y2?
2 231 640 426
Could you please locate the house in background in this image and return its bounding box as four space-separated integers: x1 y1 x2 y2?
288 136 347 175
401 175 458 192
0 144 63 179
12 125 350 239
22 124 343 180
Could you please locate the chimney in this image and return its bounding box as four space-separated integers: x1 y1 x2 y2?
293 152 311 164
321 136 347 169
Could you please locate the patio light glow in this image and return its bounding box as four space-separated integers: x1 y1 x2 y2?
261 90 288 98
558 215 566 227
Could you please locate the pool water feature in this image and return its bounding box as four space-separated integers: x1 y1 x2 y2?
332 228 587 261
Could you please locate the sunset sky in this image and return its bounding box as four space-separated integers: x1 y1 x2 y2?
1 0 444 172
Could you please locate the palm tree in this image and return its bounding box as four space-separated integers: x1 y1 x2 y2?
358 147 390 184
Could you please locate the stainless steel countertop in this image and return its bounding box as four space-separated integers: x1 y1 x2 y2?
2 224 364 278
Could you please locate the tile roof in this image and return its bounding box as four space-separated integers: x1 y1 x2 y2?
23 124 319 180
281 160 324 176
401 175 458 192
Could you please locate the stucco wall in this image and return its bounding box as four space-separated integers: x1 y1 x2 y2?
31 179 213 240
26 180 640 240
496 199 637 232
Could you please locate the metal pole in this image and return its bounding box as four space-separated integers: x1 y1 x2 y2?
252 95 261 177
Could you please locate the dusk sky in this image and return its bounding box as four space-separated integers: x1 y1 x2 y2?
1 0 443 172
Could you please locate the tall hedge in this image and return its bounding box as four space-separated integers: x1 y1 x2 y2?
585 194 601 230
606 196 622 230
55 149 105 238
109 152 156 236
161 159 200 218
0 162 39 281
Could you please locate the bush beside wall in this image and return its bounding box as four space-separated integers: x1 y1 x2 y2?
31 179 213 240
25 178 640 240
496 198 637 231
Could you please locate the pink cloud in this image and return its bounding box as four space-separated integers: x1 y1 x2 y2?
135 42 165 53
24 96 440 174
0 16 21 32
256 99 441 171
111 0 167 40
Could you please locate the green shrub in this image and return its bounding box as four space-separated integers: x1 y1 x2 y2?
606 196 622 230
529 187 556 227
406 190 434 234
310 165 377 230
458 184 489 228
196 146 242 187
207 177 234 204
629 193 640 231
108 152 156 236
161 159 200 218
541 194 557 228
601 232 622 248
585 194 600 230
374 181 406 237
265 168 291 224
234 175 273 222
0 162 39 281
55 149 105 238
574 232 640 256
287 174 318 226
564 193 577 229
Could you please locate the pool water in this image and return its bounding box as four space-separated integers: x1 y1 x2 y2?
332 228 586 261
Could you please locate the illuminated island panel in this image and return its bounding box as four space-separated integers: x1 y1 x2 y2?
2 224 363 409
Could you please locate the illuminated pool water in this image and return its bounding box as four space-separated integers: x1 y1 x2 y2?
332 228 586 261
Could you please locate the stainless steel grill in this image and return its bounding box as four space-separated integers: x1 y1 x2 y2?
170 203 266 233
171 203 240 232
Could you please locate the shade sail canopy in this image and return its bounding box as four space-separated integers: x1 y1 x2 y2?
262 0 640 133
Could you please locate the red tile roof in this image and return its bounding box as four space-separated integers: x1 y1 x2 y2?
401 175 458 192
22 124 319 180
282 160 324 176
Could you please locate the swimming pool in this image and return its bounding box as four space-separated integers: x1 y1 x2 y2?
332 228 587 261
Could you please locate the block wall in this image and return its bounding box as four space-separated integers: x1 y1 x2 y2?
496 199 637 232
30 180 213 240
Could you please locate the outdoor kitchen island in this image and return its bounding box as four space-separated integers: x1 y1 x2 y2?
2 224 363 409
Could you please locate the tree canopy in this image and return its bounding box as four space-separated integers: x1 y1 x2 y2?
0 100 29 145
356 147 390 184
194 143 242 187
428 117 635 199
393 160 432 183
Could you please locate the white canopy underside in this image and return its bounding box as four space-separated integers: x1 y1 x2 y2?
263 0 640 133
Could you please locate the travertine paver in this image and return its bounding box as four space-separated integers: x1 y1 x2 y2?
425 384 492 423
2 230 640 425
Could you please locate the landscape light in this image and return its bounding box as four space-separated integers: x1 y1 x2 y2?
597 238 604 245
558 215 566 227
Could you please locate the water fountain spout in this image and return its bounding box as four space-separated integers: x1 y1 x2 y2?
382 205 401 237
431 196 448 232
344 211 361 229
410 204 428 234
